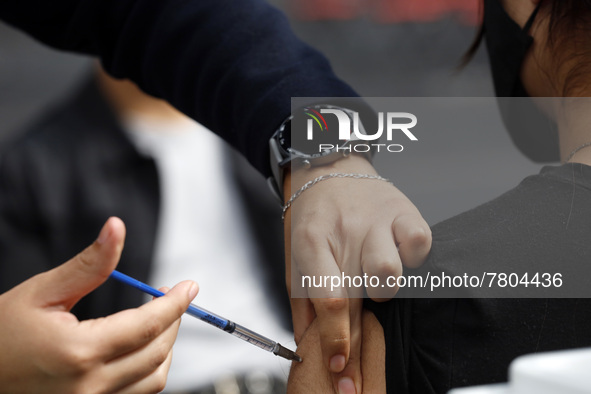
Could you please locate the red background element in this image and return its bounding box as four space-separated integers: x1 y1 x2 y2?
289 0 480 25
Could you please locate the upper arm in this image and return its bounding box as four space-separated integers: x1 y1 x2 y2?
288 310 386 393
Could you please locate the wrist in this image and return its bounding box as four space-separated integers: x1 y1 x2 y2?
269 104 376 204
284 153 377 203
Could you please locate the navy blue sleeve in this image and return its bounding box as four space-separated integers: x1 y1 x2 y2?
0 0 358 176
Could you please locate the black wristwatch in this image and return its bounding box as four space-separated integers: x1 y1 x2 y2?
267 105 370 203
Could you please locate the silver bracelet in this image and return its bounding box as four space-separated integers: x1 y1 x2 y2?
282 173 391 222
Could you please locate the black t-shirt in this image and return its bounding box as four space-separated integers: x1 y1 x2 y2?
367 164 591 393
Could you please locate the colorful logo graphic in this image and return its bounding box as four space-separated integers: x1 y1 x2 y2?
306 108 417 142
305 107 329 132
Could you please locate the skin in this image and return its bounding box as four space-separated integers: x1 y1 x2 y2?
284 155 431 393
287 310 386 394
503 0 591 166
0 217 198 393
96 66 184 123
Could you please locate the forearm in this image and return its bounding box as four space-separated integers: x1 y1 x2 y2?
0 0 358 176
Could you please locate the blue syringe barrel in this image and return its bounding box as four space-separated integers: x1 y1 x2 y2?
185 304 230 331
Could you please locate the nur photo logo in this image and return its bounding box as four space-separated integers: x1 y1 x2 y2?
301 106 418 154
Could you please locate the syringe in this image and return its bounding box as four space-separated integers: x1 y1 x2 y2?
109 270 302 363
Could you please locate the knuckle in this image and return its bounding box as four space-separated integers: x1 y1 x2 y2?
73 250 109 281
406 225 431 247
166 297 186 320
363 256 402 278
334 214 364 238
317 297 348 312
71 377 108 394
76 249 95 270
148 345 169 370
152 368 169 393
154 378 168 393
67 383 89 394
142 313 164 342
326 333 349 349
362 250 389 269
394 212 428 235
292 225 326 250
58 343 95 375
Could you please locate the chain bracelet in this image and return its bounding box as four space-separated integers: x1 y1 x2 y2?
281 173 391 222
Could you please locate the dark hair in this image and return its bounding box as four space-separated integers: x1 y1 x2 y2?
458 3 483 69
545 0 591 95
460 0 591 95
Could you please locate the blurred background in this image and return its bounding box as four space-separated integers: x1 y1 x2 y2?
0 0 544 225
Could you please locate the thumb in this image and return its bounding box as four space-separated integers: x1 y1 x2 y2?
35 217 126 310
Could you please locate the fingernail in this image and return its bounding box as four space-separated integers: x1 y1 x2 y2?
329 354 346 373
97 222 110 244
338 377 356 394
188 282 199 299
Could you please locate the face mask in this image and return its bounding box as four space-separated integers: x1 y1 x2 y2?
484 0 559 162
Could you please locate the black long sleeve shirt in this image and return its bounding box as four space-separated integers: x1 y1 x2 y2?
0 0 358 176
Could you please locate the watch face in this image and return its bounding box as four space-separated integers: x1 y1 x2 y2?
280 105 352 159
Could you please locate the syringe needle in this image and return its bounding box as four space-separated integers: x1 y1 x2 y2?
226 321 303 362
273 343 303 363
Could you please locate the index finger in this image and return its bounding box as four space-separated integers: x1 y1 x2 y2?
294 243 352 374
87 280 198 361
